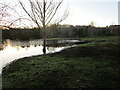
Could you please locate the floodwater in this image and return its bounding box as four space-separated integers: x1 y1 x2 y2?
0 39 81 74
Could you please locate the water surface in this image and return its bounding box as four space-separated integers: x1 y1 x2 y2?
0 39 81 74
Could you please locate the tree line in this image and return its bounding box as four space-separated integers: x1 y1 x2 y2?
1 25 120 40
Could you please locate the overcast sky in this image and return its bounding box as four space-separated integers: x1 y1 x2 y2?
61 0 119 27
0 0 119 27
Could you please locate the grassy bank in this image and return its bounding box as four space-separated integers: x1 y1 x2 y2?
2 36 120 88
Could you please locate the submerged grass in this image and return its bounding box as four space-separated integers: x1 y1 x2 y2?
2 36 120 88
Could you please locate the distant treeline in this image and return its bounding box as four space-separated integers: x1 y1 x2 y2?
1 25 120 40
2 28 41 40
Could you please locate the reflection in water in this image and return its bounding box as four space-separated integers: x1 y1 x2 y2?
0 39 72 74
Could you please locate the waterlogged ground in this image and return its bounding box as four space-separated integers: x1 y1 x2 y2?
0 39 84 73
2 36 120 88
0 38 101 73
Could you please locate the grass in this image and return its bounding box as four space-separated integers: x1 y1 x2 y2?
2 36 120 88
79 36 120 47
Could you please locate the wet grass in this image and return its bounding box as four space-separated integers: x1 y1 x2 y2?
2 36 120 89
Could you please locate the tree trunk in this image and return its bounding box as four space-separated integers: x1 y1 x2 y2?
43 0 46 54
43 27 46 54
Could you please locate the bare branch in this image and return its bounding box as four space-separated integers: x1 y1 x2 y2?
0 1 22 28
45 3 56 22
30 0 41 28
46 0 53 11
36 1 44 20
57 8 69 24
46 1 63 25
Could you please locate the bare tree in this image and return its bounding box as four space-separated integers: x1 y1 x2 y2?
19 0 69 54
0 1 21 29
0 2 11 28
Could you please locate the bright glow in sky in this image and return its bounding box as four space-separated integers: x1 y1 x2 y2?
61 0 119 27
0 0 119 27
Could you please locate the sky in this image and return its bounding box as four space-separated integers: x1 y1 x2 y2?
0 0 119 27
61 0 119 27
